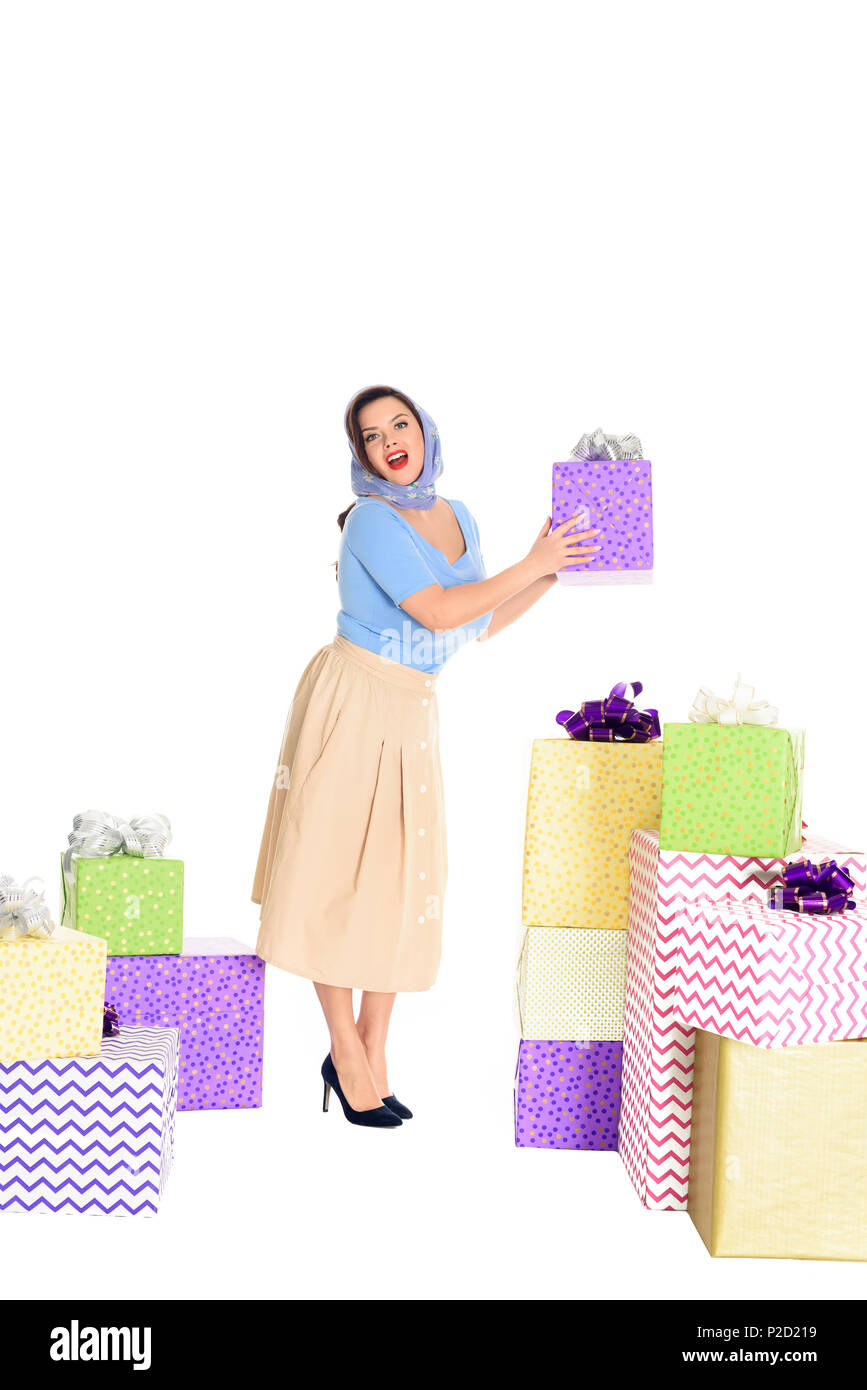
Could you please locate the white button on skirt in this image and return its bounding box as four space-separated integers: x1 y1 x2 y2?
252 635 447 992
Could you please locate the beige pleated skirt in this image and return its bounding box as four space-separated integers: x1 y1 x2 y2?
252 635 447 992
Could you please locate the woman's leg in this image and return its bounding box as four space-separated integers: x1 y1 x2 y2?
356 991 396 1098
313 982 383 1111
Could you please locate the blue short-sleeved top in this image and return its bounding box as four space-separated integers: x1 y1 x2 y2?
337 497 492 673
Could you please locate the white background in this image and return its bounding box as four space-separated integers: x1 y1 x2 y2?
2 0 865 1301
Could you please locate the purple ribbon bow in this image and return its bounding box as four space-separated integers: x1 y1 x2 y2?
103 1002 120 1038
556 681 660 743
768 859 856 915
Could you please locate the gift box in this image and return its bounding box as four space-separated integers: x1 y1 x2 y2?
619 829 696 1211
671 893 867 1049
105 938 264 1110
0 926 107 1064
522 739 663 929
618 828 867 1211
517 927 627 1040
0 1025 178 1217
514 1040 622 1150
552 457 653 585
61 853 184 955
688 1030 867 1260
658 723 804 858
656 830 866 901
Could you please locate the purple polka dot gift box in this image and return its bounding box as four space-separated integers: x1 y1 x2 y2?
105 938 264 1111
514 1040 622 1150
552 458 653 585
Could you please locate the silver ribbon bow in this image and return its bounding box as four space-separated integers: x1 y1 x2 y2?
689 676 779 727
570 429 644 462
0 875 56 940
63 810 172 880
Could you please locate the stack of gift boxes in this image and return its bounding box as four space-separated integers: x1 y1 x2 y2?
0 813 265 1218
618 683 867 1260
514 684 663 1151
513 665 867 1261
513 442 658 1150
0 893 177 1217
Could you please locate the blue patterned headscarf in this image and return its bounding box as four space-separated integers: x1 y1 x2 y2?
347 390 443 511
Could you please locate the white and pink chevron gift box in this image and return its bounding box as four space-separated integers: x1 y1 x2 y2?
618 828 867 1212
671 896 867 1048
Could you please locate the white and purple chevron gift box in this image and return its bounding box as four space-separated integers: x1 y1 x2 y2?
0 1025 178 1217
618 828 867 1213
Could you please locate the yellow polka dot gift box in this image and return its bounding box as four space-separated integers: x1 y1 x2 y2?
0 927 107 1064
60 854 184 956
522 739 664 930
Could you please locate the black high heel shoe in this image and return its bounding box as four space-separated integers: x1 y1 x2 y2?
321 1054 402 1128
382 1095 413 1120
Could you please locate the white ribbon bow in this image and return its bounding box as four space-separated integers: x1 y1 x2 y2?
63 810 172 880
569 429 644 462
689 676 779 727
0 875 56 940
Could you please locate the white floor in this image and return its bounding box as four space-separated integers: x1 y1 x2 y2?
5 957 867 1302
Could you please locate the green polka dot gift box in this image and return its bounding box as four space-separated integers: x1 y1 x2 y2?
658 723 805 858
60 854 184 956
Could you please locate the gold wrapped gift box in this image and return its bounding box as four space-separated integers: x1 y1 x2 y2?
689 1031 867 1261
522 740 663 929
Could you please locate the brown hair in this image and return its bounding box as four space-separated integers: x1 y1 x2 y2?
338 384 423 532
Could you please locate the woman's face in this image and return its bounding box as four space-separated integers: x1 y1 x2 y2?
357 395 425 487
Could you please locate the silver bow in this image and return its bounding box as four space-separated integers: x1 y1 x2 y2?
63 810 172 880
689 676 779 727
570 429 644 462
0 875 56 940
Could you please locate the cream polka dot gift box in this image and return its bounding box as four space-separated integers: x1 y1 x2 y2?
60 854 184 956
522 739 663 930
516 926 627 1040
0 926 107 1064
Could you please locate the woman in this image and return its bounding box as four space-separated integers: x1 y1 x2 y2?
252 385 599 1128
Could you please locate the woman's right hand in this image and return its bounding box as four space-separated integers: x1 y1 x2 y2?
525 515 602 579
